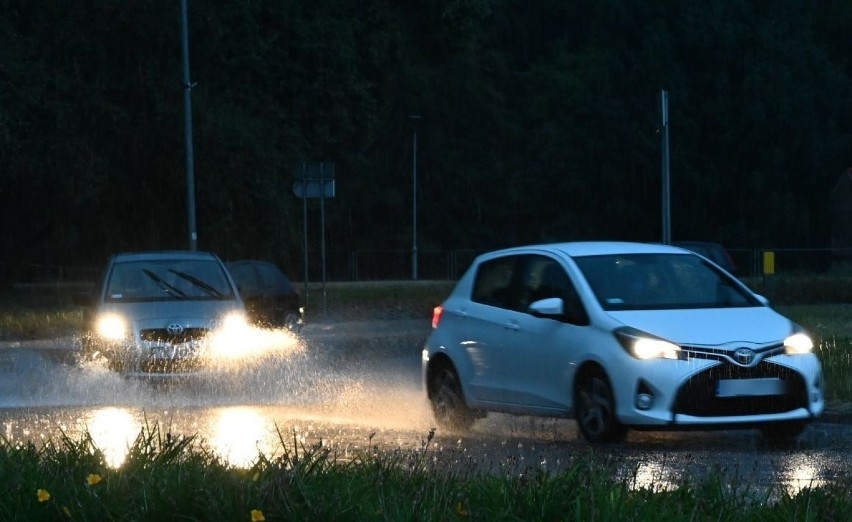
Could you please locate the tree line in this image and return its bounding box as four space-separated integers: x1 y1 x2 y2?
1 0 850 283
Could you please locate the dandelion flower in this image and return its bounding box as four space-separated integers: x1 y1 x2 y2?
87 473 103 486
250 509 266 521
37 489 50 502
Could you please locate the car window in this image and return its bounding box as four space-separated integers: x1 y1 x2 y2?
257 263 293 292
229 264 259 292
472 255 519 308
518 255 589 324
573 253 758 311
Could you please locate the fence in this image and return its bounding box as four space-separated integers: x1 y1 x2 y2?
9 247 852 287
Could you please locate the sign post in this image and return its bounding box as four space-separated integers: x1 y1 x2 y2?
293 162 336 315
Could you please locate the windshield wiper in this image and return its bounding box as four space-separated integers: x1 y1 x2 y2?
168 269 224 298
142 269 186 299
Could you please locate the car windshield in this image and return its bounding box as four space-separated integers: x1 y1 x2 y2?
105 259 235 302
572 253 759 311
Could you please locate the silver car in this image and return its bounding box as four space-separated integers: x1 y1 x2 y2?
77 251 249 372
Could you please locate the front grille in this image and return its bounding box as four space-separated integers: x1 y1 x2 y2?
140 327 208 344
672 361 808 417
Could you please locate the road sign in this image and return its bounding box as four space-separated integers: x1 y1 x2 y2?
293 179 335 198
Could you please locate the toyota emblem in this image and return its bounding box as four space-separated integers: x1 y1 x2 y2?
733 347 756 366
166 323 185 336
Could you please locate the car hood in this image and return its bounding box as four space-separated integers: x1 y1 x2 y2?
98 300 244 329
607 306 797 346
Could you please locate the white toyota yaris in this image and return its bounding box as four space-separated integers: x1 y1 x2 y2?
422 242 824 443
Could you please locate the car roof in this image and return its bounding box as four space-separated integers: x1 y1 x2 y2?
111 251 221 263
226 259 274 267
482 241 691 259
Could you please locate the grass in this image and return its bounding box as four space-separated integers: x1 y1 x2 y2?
2 425 851 521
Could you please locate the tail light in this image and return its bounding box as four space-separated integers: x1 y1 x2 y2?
431 305 444 329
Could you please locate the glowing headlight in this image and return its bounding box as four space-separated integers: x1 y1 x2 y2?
221 312 250 332
95 314 127 341
784 332 814 355
632 338 681 360
616 328 681 360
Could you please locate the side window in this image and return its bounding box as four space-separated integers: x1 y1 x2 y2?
230 265 258 292
520 256 589 325
472 256 519 309
257 264 281 289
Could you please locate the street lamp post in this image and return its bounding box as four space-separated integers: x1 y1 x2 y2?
410 115 421 280
181 0 197 251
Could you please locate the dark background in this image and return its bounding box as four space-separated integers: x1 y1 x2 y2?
1 0 850 282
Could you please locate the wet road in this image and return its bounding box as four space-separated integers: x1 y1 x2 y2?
1 319 851 497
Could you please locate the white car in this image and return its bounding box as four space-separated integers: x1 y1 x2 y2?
422 242 824 443
77 251 250 372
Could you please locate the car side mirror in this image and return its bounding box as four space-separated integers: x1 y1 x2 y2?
528 297 564 318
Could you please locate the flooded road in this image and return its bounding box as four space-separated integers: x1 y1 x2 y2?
1 319 851 497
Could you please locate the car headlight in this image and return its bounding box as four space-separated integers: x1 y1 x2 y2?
221 312 250 332
784 332 814 355
95 314 128 341
615 327 682 360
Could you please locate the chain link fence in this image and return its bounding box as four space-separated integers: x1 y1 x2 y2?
5 247 852 307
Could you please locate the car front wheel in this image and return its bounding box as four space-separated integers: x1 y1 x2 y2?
575 370 626 443
283 312 302 333
428 364 474 432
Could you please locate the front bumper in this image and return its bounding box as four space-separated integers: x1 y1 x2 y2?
616 355 824 428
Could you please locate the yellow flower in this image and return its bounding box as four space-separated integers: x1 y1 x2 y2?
86 473 103 486
37 489 50 502
250 509 266 521
454 500 469 517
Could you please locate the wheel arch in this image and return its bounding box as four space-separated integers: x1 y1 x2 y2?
425 352 458 399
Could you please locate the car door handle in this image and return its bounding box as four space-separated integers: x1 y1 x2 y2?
504 321 520 331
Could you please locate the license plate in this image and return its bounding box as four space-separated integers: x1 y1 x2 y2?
716 378 788 397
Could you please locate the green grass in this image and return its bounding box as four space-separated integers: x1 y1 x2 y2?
2 425 851 521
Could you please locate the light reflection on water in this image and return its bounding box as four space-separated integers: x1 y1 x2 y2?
207 407 271 468
83 407 140 468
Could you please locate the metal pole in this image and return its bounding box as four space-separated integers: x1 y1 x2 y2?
660 90 671 245
181 0 197 250
320 162 327 315
410 115 421 280
301 163 309 307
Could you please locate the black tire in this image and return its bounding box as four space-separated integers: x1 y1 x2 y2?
574 369 626 443
428 364 474 432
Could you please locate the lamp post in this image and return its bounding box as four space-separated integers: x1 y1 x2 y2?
181 0 197 250
410 115 421 280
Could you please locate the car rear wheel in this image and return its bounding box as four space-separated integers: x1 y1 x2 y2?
575 370 626 443
428 364 474 432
